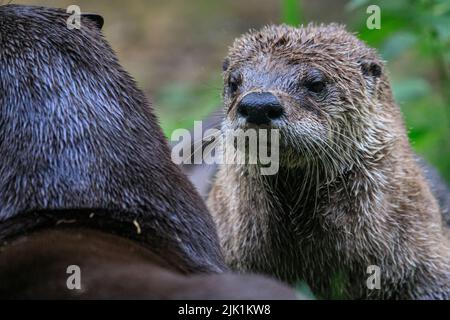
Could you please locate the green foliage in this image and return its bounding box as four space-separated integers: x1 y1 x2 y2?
281 0 302 26
155 76 222 138
329 272 349 300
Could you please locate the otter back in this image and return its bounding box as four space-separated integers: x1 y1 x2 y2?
0 4 224 274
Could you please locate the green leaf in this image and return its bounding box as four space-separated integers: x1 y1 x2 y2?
281 0 302 26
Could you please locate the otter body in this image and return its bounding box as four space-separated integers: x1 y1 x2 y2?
0 227 296 299
208 24 450 299
0 5 296 299
0 4 222 273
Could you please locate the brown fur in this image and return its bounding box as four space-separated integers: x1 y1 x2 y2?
0 228 296 299
0 5 296 299
208 24 450 299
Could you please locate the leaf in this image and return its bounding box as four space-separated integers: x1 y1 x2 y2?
281 0 302 26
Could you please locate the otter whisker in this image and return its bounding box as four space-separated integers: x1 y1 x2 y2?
180 131 223 165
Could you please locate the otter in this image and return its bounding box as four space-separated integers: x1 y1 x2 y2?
208 24 450 299
0 5 296 299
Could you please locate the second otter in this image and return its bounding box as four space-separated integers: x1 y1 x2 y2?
208 24 450 299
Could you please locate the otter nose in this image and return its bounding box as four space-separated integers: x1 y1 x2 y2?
237 92 283 125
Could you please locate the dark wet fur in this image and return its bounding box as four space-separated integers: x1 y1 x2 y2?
0 5 239 298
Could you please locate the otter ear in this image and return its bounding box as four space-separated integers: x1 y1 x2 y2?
359 60 382 78
81 13 104 30
222 58 230 72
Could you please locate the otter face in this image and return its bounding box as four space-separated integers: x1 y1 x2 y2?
221 24 389 169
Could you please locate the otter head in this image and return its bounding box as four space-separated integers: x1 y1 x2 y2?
222 24 397 173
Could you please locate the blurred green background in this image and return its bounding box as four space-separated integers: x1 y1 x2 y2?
16 0 450 183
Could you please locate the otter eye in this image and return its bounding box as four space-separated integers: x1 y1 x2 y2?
228 72 241 95
306 80 326 93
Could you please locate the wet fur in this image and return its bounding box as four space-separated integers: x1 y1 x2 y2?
208 24 450 299
0 228 296 299
0 4 232 296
